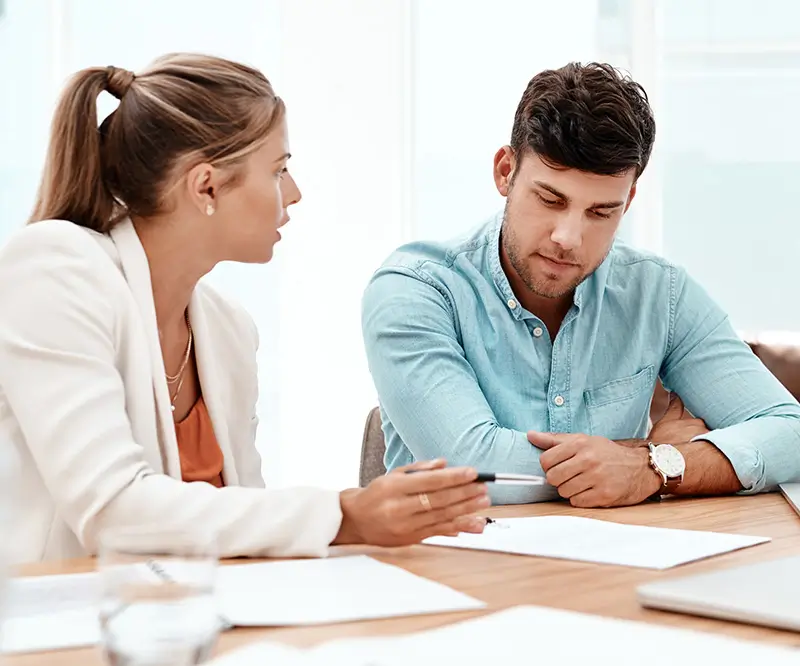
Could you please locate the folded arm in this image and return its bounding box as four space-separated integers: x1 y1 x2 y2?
659 268 800 493
362 268 552 504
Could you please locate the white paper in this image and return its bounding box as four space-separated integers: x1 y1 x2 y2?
1 573 100 654
422 516 770 569
1 608 101 654
4 572 98 618
1 564 200 654
216 555 484 626
208 605 800 665
1 556 482 651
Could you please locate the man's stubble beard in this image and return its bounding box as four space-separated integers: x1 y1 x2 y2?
501 202 608 300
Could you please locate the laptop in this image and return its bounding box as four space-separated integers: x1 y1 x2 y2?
637 485 800 632
638 556 800 632
780 482 800 516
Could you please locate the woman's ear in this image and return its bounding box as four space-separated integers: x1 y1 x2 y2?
186 162 218 216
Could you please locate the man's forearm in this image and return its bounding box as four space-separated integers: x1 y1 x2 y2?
615 438 742 496
671 440 742 495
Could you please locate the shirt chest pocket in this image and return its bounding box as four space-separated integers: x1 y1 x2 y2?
583 365 655 440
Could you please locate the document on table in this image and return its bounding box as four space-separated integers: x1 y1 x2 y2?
208 604 800 665
1 572 101 654
423 516 770 569
216 554 484 626
2 555 482 652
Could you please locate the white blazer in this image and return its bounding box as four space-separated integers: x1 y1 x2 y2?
0 219 342 564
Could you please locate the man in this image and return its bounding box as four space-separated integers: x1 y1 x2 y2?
361 62 800 507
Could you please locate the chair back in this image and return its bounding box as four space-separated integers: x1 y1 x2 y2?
359 406 387 487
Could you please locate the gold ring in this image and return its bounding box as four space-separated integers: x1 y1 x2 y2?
418 492 432 511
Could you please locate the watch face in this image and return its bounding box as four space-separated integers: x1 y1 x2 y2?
652 444 686 477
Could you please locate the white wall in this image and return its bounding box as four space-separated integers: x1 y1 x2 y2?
412 0 602 240
274 0 413 488
653 0 800 331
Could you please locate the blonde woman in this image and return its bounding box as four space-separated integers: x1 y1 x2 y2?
0 54 488 564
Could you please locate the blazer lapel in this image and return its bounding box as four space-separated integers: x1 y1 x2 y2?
189 291 240 486
108 219 182 478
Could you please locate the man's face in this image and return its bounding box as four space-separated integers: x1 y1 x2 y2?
495 149 636 300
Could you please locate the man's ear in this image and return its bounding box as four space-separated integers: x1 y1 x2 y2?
493 146 516 197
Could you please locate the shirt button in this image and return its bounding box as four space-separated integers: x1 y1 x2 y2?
533 327 543 338
553 395 565 407
507 299 517 310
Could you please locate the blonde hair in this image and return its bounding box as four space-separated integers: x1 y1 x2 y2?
29 53 285 232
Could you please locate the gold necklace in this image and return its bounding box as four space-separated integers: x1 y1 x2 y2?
167 310 193 412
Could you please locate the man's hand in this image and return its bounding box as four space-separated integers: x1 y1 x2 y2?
528 432 661 508
649 393 710 445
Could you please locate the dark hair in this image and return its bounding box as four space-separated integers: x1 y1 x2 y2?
510 62 655 178
29 53 285 232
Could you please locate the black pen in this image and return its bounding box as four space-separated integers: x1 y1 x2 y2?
474 472 546 486
406 469 546 486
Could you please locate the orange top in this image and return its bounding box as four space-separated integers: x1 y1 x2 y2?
175 396 225 488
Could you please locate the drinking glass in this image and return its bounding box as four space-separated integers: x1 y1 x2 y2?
98 526 220 666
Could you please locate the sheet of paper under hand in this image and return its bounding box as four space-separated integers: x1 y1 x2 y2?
423 516 770 569
216 555 485 626
208 605 800 665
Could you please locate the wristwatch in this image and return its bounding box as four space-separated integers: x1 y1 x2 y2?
647 443 685 495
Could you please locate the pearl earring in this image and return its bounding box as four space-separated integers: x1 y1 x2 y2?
205 203 215 216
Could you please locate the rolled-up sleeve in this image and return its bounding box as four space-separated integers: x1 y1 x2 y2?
660 267 800 492
361 266 551 504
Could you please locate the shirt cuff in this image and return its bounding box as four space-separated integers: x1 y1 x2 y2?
692 425 766 494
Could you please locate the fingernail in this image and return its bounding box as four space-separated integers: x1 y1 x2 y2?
479 496 491 507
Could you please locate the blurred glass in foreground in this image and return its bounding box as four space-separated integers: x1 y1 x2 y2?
98 527 220 666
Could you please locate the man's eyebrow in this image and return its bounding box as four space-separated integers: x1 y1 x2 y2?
590 199 625 209
533 181 569 202
533 181 624 209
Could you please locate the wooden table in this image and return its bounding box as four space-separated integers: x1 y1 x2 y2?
8 493 800 664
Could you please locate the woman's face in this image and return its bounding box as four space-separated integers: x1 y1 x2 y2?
209 117 302 264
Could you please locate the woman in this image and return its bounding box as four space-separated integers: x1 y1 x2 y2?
0 54 488 564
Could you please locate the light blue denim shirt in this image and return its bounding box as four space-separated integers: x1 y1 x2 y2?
362 212 800 504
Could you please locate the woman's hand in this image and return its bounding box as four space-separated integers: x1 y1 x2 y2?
333 459 489 546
